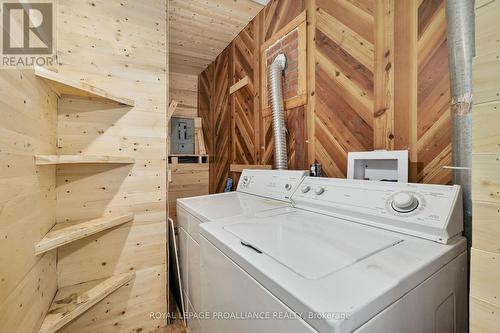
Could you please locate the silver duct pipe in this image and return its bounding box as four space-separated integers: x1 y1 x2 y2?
445 0 475 246
268 53 288 170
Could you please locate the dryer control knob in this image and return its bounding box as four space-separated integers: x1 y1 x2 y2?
301 185 311 193
314 186 325 195
392 192 419 213
285 183 292 191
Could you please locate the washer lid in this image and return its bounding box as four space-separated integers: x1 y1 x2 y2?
223 211 403 280
177 192 287 222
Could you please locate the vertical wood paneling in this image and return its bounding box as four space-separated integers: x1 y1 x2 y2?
0 70 58 333
212 47 232 193
198 64 213 190
374 0 395 150
394 0 418 180
53 1 167 332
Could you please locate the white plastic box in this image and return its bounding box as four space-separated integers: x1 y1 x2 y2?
347 150 408 182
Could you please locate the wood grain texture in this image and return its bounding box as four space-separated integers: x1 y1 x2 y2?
470 248 500 308
35 214 134 255
472 153 500 203
262 0 305 42
39 272 135 333
314 0 375 177
168 162 208 223
473 101 500 153
201 0 453 188
54 1 167 332
198 64 213 165
394 0 418 180
212 47 232 193
374 0 394 150
231 17 260 166
416 0 452 184
34 66 135 106
35 154 135 165
0 69 58 333
473 201 500 254
470 296 500 333
169 0 264 75
170 72 198 117
470 3 500 330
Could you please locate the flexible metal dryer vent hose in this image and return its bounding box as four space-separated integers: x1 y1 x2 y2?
268 53 288 170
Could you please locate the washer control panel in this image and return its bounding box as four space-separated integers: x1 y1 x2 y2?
237 169 308 202
291 177 463 244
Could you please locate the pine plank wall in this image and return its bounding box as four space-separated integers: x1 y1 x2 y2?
470 0 500 331
0 0 167 332
199 0 453 193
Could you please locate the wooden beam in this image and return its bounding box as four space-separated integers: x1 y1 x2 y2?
229 76 249 94
394 0 418 181
167 100 179 122
34 66 135 106
262 10 307 50
38 272 135 333
261 94 307 117
230 164 273 173
35 214 134 255
306 0 316 164
374 0 395 150
35 155 135 165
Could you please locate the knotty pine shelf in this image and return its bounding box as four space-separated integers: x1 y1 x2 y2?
35 214 134 255
38 272 135 333
34 66 135 106
35 154 135 165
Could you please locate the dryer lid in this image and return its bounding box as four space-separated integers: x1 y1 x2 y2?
223 211 404 280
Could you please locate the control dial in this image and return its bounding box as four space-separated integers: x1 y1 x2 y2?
301 185 311 193
285 183 292 191
391 192 419 213
314 186 325 195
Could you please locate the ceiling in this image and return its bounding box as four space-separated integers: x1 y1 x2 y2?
169 0 267 75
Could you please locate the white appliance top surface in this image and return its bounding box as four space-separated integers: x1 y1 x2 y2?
177 192 287 222
201 208 466 332
177 169 307 221
224 210 403 279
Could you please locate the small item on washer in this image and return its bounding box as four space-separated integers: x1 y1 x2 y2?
309 162 323 177
224 178 233 192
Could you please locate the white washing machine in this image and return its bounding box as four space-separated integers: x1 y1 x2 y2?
176 169 307 332
199 177 468 333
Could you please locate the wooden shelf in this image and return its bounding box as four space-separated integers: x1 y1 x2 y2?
35 214 134 255
34 66 135 106
38 272 135 333
35 154 135 165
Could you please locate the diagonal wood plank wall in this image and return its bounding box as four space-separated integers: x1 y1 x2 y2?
416 0 452 184
231 16 260 166
199 0 452 192
211 47 232 193
314 0 375 177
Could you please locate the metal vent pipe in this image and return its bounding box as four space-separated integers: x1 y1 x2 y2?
268 53 288 170
445 0 475 247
